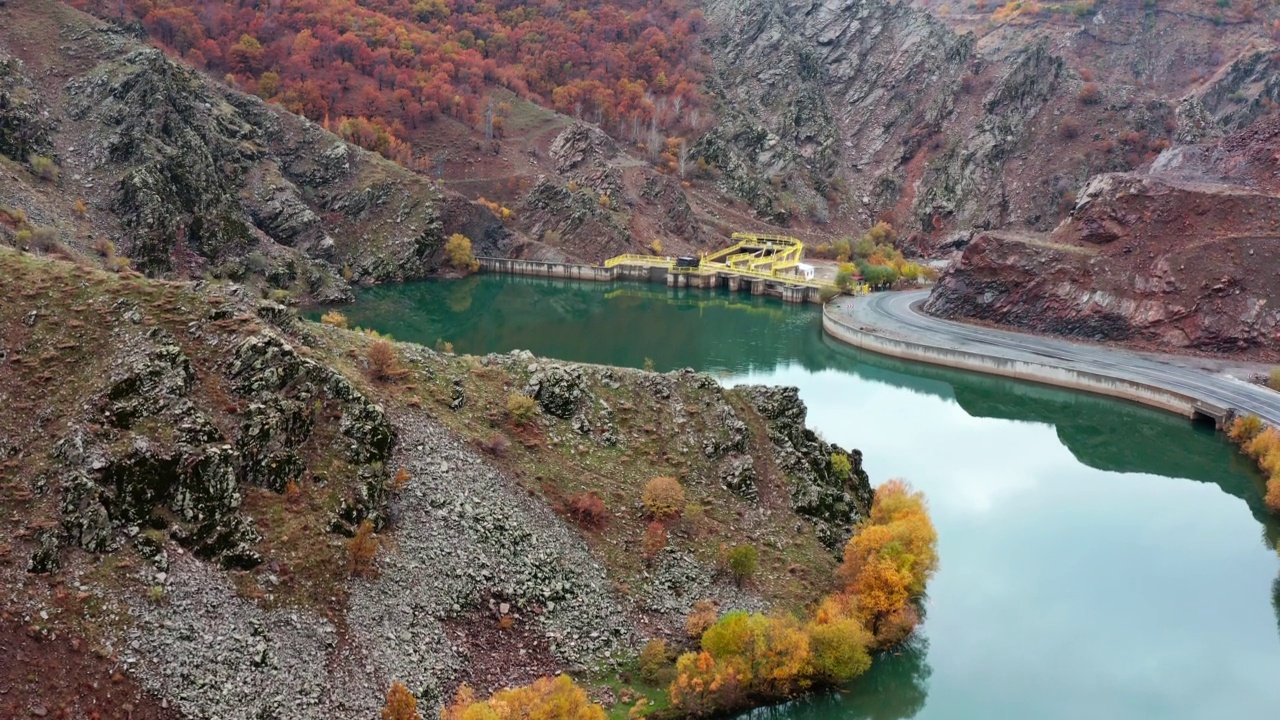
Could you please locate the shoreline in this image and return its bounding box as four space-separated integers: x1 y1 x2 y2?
822 292 1280 428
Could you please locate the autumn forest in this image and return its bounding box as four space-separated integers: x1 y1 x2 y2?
71 0 710 166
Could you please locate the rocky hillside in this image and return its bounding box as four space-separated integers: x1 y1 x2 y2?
925 115 1280 354
0 246 873 718
697 0 1280 246
0 0 520 303
25 0 1280 267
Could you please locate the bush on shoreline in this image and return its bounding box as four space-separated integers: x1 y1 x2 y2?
668 479 938 716
1227 415 1280 513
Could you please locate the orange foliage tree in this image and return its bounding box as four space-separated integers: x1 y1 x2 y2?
1231 421 1280 514
382 681 422 720
837 479 938 643
442 675 605 720
348 519 379 576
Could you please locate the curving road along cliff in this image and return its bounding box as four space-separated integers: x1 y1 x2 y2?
826 291 1280 427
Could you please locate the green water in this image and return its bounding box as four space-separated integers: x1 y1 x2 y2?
331 275 1280 719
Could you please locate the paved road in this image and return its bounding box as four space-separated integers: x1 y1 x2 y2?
832 290 1280 427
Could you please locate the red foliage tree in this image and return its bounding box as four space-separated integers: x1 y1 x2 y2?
72 0 712 165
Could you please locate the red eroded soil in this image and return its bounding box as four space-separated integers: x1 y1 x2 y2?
0 613 182 720
927 114 1280 355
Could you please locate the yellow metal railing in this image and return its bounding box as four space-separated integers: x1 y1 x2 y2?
604 254 671 268
722 266 832 289
603 232 835 290
703 245 742 263
731 231 804 244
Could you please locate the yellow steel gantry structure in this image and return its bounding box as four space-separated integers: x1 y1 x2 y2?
605 232 832 289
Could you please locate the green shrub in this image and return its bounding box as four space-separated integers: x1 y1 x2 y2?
28 154 59 183
507 393 538 424
808 617 873 683
831 452 852 481
1268 368 1280 392
638 639 675 685
725 544 758 587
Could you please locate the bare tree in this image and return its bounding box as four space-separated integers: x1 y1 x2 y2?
689 107 702 132
483 100 494 140
678 139 689 179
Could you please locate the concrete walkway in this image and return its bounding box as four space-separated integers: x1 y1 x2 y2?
826 291 1280 427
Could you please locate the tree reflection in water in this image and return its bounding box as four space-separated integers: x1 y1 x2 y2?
1273 566 1280 641
736 636 931 720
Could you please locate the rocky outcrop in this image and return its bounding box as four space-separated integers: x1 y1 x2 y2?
913 43 1063 231
43 294 396 572
698 0 1278 241
520 175 633 259
739 385 873 549
524 363 586 419
0 11 514 302
926 117 1280 353
0 53 53 161
549 122 619 174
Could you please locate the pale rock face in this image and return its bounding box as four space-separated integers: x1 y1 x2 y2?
696 0 1078 232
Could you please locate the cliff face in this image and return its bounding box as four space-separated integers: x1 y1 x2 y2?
701 0 1280 244
700 0 973 225
926 117 1280 353
698 0 1119 238
0 1 514 302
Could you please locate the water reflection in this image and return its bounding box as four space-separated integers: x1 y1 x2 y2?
741 638 931 720
838 345 1280 549
1275 570 1280 641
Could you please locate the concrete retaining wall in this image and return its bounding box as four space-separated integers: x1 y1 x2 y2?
821 306 1204 419
479 256 825 303
478 257 616 282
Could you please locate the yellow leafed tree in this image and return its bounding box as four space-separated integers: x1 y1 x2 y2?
445 233 479 272
442 675 604 720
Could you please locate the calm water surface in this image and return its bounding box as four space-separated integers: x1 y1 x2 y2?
332 275 1280 719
